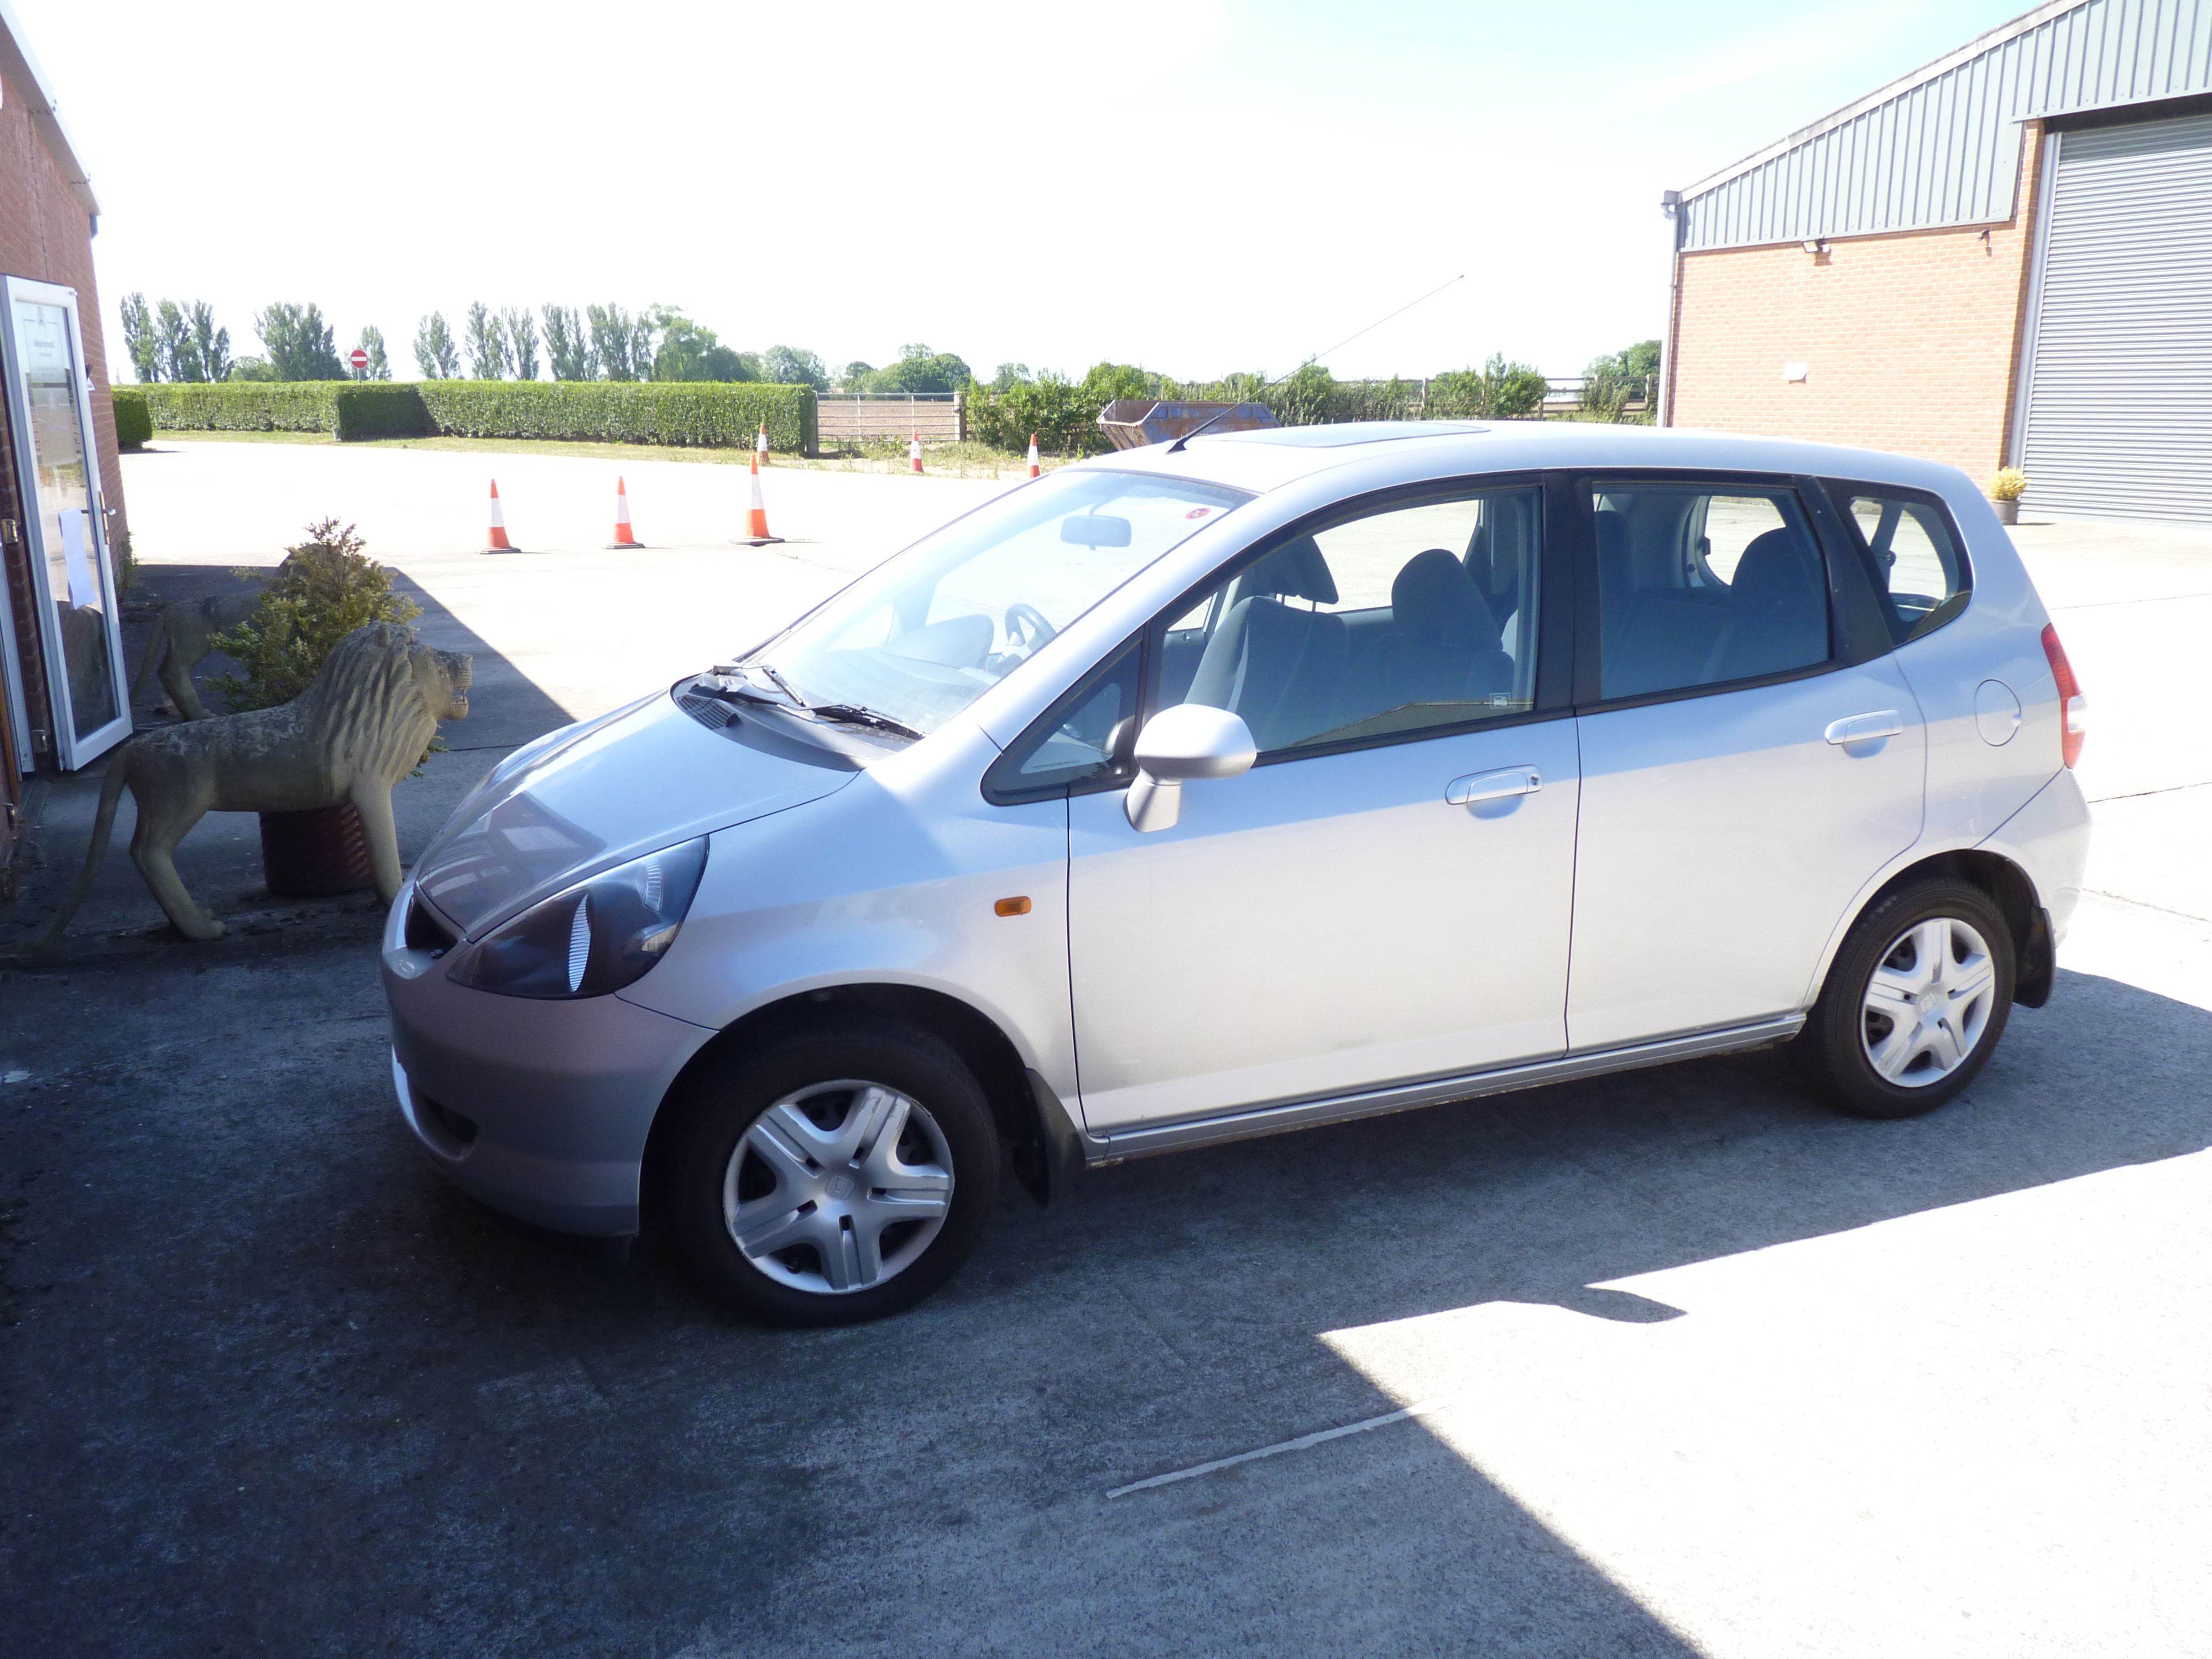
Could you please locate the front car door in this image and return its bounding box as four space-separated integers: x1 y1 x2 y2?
1030 478 1580 1133
1566 474 1926 1052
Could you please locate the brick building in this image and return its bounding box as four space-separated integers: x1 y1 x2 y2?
0 0 126 889
1660 0 2212 523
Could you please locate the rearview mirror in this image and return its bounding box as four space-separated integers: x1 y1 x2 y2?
1061 514 1133 549
1125 705 1257 832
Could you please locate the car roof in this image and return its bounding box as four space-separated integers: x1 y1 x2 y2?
1074 421 1974 501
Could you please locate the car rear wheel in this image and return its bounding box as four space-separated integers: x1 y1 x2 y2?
1790 877 2015 1120
664 1018 999 1325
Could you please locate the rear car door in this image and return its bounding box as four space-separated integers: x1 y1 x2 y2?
1010 480 1580 1133
1566 474 1926 1052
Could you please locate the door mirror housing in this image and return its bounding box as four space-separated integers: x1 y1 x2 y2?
1125 704 1257 832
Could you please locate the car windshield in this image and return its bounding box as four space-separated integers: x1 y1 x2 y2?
744 468 1251 737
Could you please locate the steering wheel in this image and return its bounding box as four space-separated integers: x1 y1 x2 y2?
1004 602 1058 654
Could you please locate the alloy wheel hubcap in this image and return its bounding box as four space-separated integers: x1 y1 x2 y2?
722 1080 953 1294
1860 916 1998 1088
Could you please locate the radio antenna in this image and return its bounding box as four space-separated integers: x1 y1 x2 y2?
1166 273 1465 452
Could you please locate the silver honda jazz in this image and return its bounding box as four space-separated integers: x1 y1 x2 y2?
384 422 2090 1325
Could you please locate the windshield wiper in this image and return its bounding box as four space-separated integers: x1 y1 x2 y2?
807 703 924 741
706 663 919 741
752 661 808 709
705 661 807 710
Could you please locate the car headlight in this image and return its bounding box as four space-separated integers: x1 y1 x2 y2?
446 838 709 999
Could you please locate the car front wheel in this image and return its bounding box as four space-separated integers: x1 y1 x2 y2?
664 1018 999 1325
1791 877 2015 1119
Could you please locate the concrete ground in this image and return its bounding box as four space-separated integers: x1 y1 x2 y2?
1 445 2209 1656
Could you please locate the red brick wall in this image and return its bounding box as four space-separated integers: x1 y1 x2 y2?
1667 123 2046 484
0 65 123 539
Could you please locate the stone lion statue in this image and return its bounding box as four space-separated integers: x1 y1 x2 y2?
129 555 299 722
44 622 472 943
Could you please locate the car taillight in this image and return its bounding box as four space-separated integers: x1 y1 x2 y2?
2040 623 2086 768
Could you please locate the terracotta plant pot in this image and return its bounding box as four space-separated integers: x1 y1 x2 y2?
260 802 375 898
1992 497 2020 525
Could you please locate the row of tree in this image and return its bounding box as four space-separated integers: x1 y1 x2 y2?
116 295 1657 415
409 302 829 388
960 341 1662 457
119 295 389 384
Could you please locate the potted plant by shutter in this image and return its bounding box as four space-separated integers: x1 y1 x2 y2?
1989 467 2028 526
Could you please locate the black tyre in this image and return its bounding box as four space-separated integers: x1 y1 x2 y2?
664 1018 999 1326
1790 877 2015 1120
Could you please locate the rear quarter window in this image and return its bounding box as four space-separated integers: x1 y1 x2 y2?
1827 484 1971 646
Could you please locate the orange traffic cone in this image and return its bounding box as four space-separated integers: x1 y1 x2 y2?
1026 433 1040 479
909 430 924 474
607 477 642 549
735 450 783 546
485 479 515 552
756 422 769 457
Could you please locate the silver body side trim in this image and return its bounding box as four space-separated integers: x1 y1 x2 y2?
1091 1015 1808 1163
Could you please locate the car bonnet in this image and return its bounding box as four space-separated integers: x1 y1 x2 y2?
412 688 863 940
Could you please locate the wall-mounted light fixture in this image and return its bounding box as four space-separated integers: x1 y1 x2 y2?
1802 239 1829 257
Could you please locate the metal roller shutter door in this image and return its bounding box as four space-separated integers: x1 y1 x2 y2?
2020 113 2212 522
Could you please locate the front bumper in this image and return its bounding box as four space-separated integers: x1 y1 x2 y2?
383 889 718 1236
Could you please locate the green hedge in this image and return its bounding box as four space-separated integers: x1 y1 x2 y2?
126 379 817 453
333 384 434 440
111 388 153 450
416 381 816 453
129 381 341 432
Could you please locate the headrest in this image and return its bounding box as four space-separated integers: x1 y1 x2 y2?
1730 528 1822 611
1392 548 1500 647
1238 535 1338 604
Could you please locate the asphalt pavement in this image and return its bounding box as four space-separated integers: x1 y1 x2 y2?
1 444 2208 1656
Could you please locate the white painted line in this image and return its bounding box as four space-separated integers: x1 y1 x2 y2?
1106 1397 1453 1499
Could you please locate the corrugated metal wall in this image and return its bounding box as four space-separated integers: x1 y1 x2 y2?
1681 0 2212 251
2017 112 2212 518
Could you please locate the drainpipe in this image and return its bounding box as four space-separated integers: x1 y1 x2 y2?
1657 191 1685 427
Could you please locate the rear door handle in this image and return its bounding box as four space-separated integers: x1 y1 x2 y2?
1446 766 1542 805
1824 711 1903 745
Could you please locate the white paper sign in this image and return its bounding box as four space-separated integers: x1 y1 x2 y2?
58 507 97 609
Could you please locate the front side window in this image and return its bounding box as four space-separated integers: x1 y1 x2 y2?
1592 483 1832 701
748 468 1249 739
1149 486 1542 755
1832 487 1970 645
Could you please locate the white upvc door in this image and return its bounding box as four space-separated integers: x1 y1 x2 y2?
0 276 131 771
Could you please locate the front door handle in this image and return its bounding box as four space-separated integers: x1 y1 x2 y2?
1824 711 1904 746
1446 766 1542 805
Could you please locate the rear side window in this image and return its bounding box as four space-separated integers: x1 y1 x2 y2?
1830 487 1970 645
1590 483 1832 701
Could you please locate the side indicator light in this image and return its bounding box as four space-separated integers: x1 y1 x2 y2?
994 896 1032 917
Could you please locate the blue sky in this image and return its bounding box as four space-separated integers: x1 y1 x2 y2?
26 0 2036 383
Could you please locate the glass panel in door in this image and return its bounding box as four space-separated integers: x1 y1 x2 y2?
13 297 122 753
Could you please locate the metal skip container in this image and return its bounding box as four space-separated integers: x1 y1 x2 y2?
1096 399 1279 451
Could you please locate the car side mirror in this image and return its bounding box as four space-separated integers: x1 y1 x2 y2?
1124 705 1257 832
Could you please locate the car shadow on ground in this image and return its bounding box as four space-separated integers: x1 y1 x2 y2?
3 919 2204 1653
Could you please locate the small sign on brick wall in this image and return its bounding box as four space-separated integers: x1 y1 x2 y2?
1783 362 1810 383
